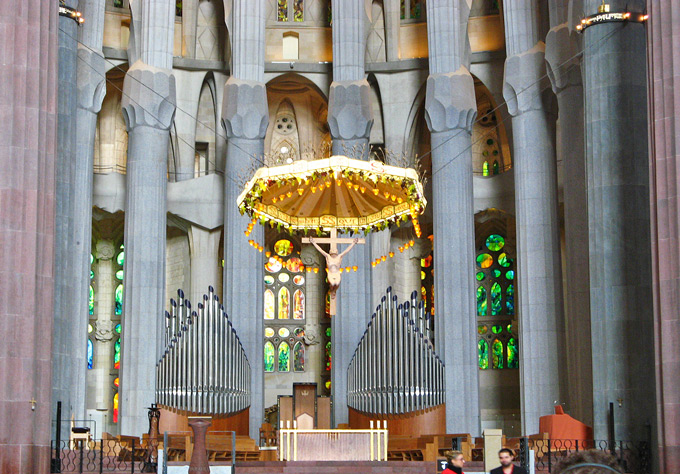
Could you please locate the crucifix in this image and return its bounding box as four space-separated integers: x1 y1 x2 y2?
302 228 365 316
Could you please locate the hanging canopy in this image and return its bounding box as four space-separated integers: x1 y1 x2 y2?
237 155 427 235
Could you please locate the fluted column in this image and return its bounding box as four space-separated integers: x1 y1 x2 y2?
0 1 59 471
188 225 222 304
503 0 565 435
52 0 80 434
119 0 177 436
582 0 655 440
221 0 268 441
545 19 592 426
648 0 680 468
300 246 327 390
424 0 479 435
328 0 375 426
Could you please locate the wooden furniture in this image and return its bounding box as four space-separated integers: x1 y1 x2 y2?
259 422 277 447
279 425 388 461
69 416 91 449
277 383 332 432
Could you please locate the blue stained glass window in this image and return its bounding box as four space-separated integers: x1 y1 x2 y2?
506 284 515 315
115 284 123 315
87 339 93 369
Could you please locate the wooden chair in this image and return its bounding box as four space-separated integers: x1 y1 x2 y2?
69 415 91 450
259 422 277 447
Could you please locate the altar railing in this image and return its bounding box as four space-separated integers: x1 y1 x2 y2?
278 421 388 461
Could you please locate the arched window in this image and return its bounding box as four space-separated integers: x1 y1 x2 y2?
278 342 290 372
115 247 124 315
293 341 304 372
482 161 489 176
264 289 275 319
278 0 304 22
476 232 518 370
293 289 305 319
400 0 425 20
87 337 93 370
264 341 275 372
113 392 119 423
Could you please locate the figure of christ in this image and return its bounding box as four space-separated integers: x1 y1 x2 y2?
308 237 359 299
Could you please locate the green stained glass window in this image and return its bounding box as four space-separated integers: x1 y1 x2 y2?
493 161 499 175
491 324 503 334
410 0 422 18
115 284 123 315
485 234 505 251
478 339 489 369
293 341 304 371
400 0 405 19
89 285 94 315
264 342 275 372
507 323 513 333
87 339 93 369
325 341 331 371
115 323 121 334
478 325 488 335
176 0 182 17
116 251 124 266
278 342 290 372
487 138 494 146
476 271 485 281
90 270 94 279
493 269 501 278
114 338 120 369
507 337 519 368
325 327 331 338
506 270 514 280
91 254 94 264
116 270 124 281
476 253 493 269
491 282 502 315
477 286 487 316
293 0 303 21
278 0 288 21
483 161 489 176
498 253 511 267
113 0 123 7
492 339 504 369
506 284 515 315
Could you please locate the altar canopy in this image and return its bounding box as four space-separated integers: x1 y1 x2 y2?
237 156 426 235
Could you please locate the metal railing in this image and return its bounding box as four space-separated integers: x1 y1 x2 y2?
51 438 155 473
518 438 651 474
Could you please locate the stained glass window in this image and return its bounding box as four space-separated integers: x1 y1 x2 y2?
176 0 182 17
264 342 275 372
278 287 290 319
486 234 505 251
476 253 493 269
493 161 499 175
483 161 489 176
476 272 485 281
477 286 487 316
491 282 502 315
113 0 123 8
278 342 290 372
498 253 511 267
265 275 275 285
493 269 501 278
113 392 119 423
478 339 489 369
116 270 124 280
293 275 305 285
278 273 290 283
89 285 94 315
278 327 290 338
115 284 123 315
264 289 275 319
294 327 305 337
478 325 488 335
492 339 504 369
325 341 331 371
274 239 294 256
87 339 93 369
278 0 288 21
265 258 282 273
507 337 519 368
491 324 503 334
265 327 275 338
116 250 124 266
506 284 515 315
294 0 303 21
114 338 120 369
293 341 304 371
115 323 121 334
325 291 331 316
325 380 331 390
286 257 304 273
506 270 514 280
293 289 305 319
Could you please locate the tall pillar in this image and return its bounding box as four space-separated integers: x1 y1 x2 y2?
300 246 327 391
648 0 680 468
0 0 59 471
545 10 592 426
52 0 80 433
221 0 268 441
424 0 479 434
502 1 565 435
327 0 374 426
119 0 177 436
188 225 222 304
582 0 655 440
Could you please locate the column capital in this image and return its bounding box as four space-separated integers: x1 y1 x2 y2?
221 76 269 140
95 240 115 261
503 43 549 116
121 61 176 131
77 47 107 114
424 66 477 133
327 79 374 142
545 23 582 94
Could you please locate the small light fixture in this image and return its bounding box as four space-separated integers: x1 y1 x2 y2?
30 398 37 411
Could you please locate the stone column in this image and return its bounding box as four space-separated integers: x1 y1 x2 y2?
327 0 374 426
424 0 479 435
120 0 177 436
503 1 565 435
0 0 59 471
383 0 400 62
182 0 199 59
648 0 680 468
300 246 327 390
188 225 222 304
545 18 592 425
52 0 79 434
221 0 268 441
582 0 655 441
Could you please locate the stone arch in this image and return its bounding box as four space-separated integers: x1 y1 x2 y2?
472 77 512 176
95 65 128 175
194 73 218 177
367 74 385 149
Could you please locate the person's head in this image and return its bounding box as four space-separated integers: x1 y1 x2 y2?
445 450 465 468
498 448 515 467
553 450 622 474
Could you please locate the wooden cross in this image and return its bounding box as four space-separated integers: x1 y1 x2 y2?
302 228 365 316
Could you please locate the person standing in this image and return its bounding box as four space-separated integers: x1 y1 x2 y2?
442 450 466 474
490 448 528 474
